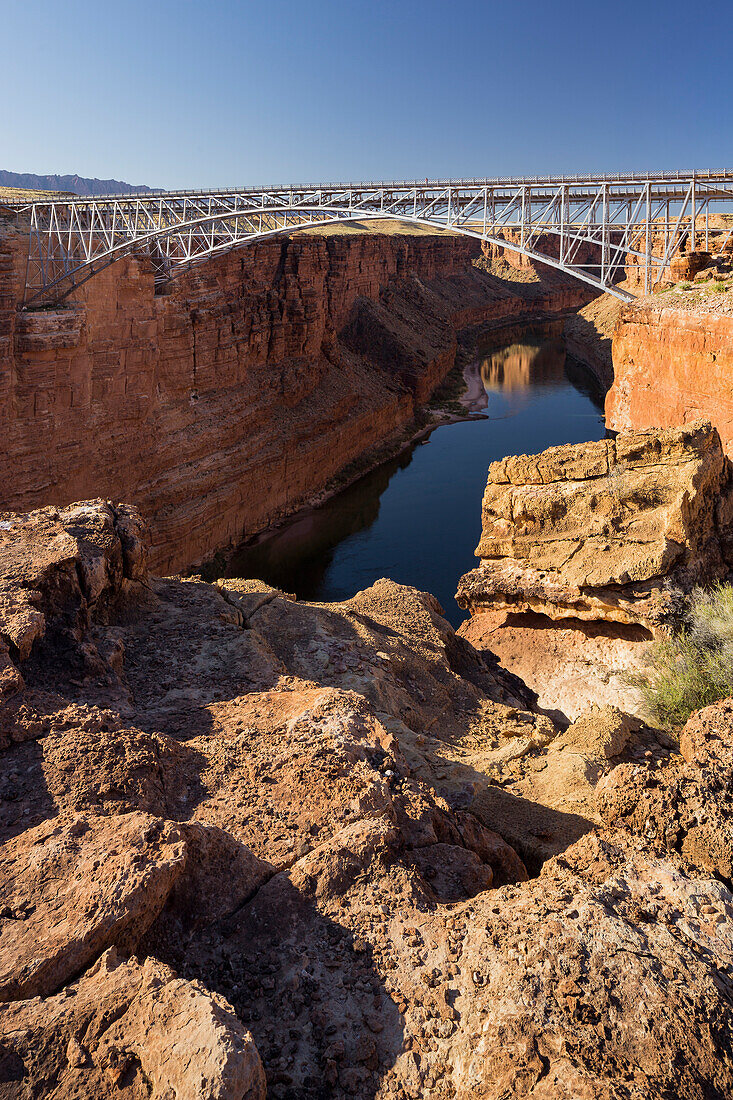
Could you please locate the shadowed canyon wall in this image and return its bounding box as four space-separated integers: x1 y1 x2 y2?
0 223 592 573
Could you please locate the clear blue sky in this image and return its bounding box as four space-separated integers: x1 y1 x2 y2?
5 0 731 187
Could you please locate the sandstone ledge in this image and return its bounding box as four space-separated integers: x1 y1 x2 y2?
456 421 733 720
457 420 733 628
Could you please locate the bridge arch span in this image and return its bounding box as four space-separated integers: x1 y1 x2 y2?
10 172 731 307
20 208 633 306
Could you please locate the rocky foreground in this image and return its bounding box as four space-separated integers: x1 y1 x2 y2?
2 445 733 1097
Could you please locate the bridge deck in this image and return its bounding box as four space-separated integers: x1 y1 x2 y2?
4 169 733 208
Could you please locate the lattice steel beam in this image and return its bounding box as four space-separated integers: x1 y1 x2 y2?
6 171 733 308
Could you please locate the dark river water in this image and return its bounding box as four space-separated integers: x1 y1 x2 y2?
223 327 606 627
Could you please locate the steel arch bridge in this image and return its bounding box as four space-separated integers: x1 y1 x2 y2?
6 170 733 309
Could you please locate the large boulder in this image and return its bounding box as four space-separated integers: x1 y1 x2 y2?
0 949 265 1100
0 499 148 705
457 421 733 628
598 696 733 881
0 812 186 1001
456 422 733 718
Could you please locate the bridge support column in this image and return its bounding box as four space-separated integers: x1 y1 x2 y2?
601 184 609 286
645 182 652 296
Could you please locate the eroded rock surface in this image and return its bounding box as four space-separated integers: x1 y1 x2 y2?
0 498 148 712
1 500 733 1098
457 421 733 718
0 949 265 1100
0 811 185 1002
599 697 733 881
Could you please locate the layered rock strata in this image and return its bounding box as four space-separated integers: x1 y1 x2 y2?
608 297 733 456
0 223 592 575
2 500 733 1097
457 421 733 718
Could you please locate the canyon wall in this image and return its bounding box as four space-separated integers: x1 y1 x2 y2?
0 220 592 573
607 300 733 455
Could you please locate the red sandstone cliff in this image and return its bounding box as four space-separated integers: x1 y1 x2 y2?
0 223 592 573
607 297 733 456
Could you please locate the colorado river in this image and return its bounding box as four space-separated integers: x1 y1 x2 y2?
223 326 606 626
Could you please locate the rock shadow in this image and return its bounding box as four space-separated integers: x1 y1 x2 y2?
0 740 54 843
470 783 596 877
562 307 615 392
149 851 406 1100
228 884 404 1100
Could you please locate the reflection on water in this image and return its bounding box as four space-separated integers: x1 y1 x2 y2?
224 326 606 626
481 336 568 393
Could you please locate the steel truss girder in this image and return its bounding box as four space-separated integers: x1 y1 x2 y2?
9 171 733 308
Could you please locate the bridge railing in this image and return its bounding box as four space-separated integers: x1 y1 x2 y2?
5 169 733 208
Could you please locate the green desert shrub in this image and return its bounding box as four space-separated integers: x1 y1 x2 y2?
711 281 729 293
678 281 693 291
631 584 733 727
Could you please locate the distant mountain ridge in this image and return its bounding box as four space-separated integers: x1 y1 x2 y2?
0 170 153 196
